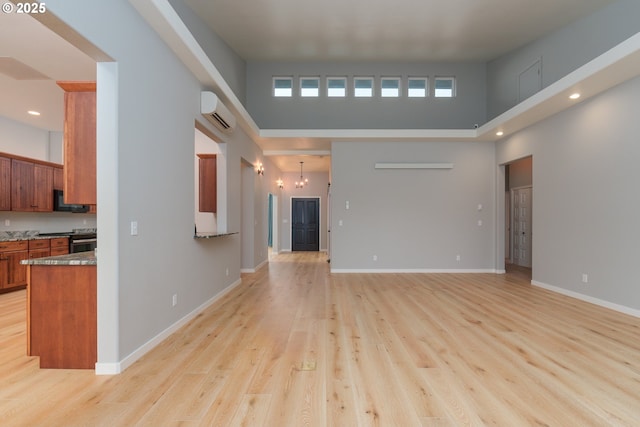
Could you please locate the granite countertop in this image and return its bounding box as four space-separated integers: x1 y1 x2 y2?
21 251 97 266
194 231 238 239
0 229 96 242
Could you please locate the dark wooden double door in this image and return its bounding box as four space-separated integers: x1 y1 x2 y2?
292 198 319 251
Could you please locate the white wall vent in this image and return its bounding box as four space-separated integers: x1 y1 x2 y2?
201 91 236 132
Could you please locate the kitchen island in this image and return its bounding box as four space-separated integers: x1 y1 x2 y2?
22 251 96 369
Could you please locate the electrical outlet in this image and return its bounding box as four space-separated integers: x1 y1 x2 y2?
582 274 588 284
456 254 461 262
130 221 138 236
373 255 377 261
4 219 9 226
172 294 177 306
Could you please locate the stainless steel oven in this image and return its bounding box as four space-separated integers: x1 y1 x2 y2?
69 233 97 253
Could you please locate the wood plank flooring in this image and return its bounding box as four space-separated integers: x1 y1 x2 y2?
1 251 639 426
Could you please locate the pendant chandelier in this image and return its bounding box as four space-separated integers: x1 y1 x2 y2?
295 161 309 188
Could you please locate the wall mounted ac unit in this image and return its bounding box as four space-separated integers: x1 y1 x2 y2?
201 91 236 132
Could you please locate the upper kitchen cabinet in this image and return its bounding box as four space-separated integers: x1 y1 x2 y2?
10 159 53 212
57 81 96 206
0 156 10 210
53 166 63 191
198 154 217 213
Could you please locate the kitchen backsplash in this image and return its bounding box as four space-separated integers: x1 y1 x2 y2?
0 211 96 235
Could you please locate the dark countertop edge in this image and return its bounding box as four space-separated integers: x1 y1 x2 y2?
20 251 97 266
194 231 239 239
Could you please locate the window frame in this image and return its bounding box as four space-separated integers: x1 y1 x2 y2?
299 76 320 98
326 76 347 98
380 77 401 98
273 76 293 97
434 76 456 98
407 77 429 98
354 76 374 98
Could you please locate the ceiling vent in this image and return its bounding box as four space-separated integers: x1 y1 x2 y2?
201 91 236 133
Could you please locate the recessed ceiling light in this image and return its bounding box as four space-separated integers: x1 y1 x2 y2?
569 93 581 100
27 110 41 116
496 131 504 136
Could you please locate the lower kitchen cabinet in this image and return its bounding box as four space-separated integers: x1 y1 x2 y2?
0 238 67 291
28 264 97 369
0 241 29 290
49 238 69 256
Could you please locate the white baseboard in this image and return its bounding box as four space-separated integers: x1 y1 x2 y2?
95 277 243 375
330 268 498 274
531 280 640 319
240 258 268 274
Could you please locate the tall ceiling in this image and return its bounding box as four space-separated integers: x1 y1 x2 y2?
183 0 614 62
0 0 619 172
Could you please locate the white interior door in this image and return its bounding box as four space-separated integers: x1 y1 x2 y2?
511 187 532 268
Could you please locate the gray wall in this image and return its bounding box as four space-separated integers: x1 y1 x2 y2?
487 0 640 119
46 0 278 369
246 62 486 129
496 74 640 311
331 141 496 271
168 0 247 104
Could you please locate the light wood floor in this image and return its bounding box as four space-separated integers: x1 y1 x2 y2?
1 252 640 426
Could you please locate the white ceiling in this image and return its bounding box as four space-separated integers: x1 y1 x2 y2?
0 12 96 133
184 0 614 62
0 0 623 173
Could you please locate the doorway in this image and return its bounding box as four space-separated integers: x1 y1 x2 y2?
268 193 278 256
511 186 532 268
291 197 320 251
504 156 533 279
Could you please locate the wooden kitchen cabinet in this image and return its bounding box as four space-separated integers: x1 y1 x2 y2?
28 239 50 260
28 264 97 369
33 163 54 211
0 156 10 211
10 159 53 212
0 240 28 290
198 154 217 213
57 81 96 206
53 166 63 191
49 238 69 256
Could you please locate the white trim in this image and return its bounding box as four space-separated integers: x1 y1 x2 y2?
532 280 640 319
95 278 243 375
374 162 453 169
94 362 120 375
259 128 476 140
264 150 331 157
331 268 498 274
240 258 269 274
